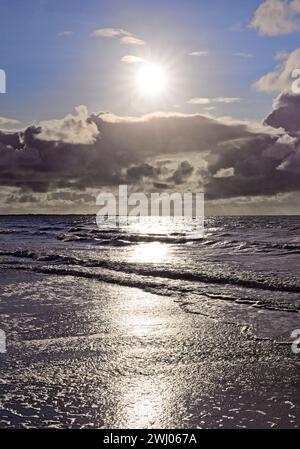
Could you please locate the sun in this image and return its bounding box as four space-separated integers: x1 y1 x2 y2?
136 63 168 96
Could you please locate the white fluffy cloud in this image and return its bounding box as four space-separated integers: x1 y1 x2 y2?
121 55 146 64
214 97 241 103
0 116 19 126
187 97 241 105
91 28 146 46
188 51 209 57
91 28 129 38
213 167 235 178
254 47 300 92
120 36 145 46
37 106 99 144
187 98 211 105
251 0 300 36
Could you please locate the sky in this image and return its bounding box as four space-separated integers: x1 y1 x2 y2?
0 0 300 214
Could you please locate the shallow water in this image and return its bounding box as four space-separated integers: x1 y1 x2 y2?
0 216 299 428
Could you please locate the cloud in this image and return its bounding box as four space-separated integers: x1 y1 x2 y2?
91 28 128 38
47 191 95 203
274 50 290 60
213 167 235 178
153 181 169 190
37 105 99 144
121 55 146 64
120 36 146 46
264 92 300 133
0 116 19 126
187 97 241 105
0 110 256 193
168 161 194 184
204 131 300 199
91 28 146 46
201 84 300 200
59 31 74 36
126 163 160 181
0 129 22 149
254 47 300 92
214 97 241 103
250 0 300 36
188 51 209 57
277 148 300 173
187 98 211 105
1 99 300 206
233 52 254 58
5 193 41 204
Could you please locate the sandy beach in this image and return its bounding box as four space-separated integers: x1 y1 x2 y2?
1 268 299 429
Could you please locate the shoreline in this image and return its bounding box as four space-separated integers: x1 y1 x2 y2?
0 269 299 428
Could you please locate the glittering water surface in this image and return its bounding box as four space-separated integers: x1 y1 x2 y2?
0 216 299 428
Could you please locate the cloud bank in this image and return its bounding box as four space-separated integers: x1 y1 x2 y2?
1 95 300 210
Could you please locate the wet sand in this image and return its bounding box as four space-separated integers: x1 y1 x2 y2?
0 269 299 428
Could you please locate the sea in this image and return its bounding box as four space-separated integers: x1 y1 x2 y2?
0 215 299 428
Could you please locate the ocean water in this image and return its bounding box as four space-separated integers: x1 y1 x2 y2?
0 215 300 336
0 215 300 428
0 215 299 311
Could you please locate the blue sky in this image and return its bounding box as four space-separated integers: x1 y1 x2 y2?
1 0 300 213
1 0 299 125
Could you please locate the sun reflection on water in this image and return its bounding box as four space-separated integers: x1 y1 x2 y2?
108 289 178 427
117 377 167 428
129 242 170 263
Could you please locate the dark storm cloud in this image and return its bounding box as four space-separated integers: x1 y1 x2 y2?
204 132 300 199
168 161 194 184
47 191 95 203
264 93 300 134
0 102 300 201
153 181 170 190
0 110 253 193
126 163 160 182
5 193 40 204
0 130 22 149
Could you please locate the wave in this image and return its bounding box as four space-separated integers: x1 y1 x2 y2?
1 218 299 254
57 231 192 244
54 227 300 253
1 262 299 315
0 228 29 235
1 248 299 293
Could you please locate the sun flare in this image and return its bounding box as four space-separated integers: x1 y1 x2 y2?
136 63 168 96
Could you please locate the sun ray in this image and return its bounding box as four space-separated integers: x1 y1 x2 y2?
135 63 168 96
